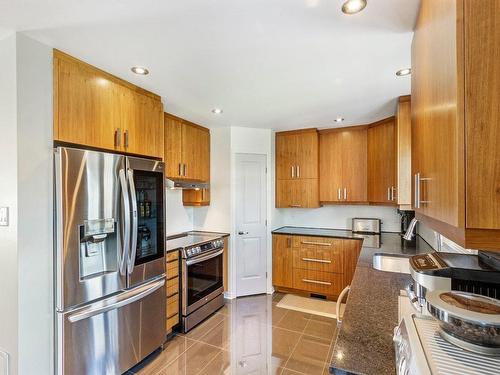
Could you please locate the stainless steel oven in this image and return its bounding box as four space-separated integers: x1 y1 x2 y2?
181 238 225 332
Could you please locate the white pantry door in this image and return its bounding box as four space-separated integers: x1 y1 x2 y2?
235 153 267 297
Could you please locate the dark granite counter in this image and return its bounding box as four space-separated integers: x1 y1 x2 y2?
272 226 434 375
166 231 229 252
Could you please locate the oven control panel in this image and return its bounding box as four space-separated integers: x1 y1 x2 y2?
183 238 224 258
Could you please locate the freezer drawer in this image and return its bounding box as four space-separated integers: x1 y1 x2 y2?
57 277 165 375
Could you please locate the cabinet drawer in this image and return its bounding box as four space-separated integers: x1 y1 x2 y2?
167 294 179 318
166 250 179 262
166 313 179 331
292 269 343 296
292 247 342 273
167 260 179 279
293 236 336 249
166 277 179 297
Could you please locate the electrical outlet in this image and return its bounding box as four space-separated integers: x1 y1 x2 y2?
0 207 9 226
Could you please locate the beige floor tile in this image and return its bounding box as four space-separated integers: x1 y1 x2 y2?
275 310 311 333
197 316 232 349
273 292 286 303
160 341 221 375
271 305 289 326
281 369 306 375
199 350 231 374
271 327 302 369
285 335 331 374
303 319 338 341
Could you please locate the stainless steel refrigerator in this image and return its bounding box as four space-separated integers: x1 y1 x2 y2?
54 147 166 375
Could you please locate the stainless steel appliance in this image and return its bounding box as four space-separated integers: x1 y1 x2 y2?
352 217 381 248
181 236 225 332
54 147 166 375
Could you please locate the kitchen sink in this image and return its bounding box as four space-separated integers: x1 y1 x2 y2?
372 253 411 274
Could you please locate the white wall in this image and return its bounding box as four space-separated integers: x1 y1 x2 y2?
16 33 54 375
0 32 19 375
166 189 193 236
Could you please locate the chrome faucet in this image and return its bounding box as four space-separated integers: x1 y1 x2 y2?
403 218 418 241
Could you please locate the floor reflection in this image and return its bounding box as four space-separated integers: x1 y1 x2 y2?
128 293 337 375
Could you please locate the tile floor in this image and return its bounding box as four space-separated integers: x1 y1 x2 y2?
128 293 337 375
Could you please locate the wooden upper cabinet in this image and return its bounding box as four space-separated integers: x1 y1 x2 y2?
53 50 163 158
367 118 396 204
412 0 500 250
164 113 210 182
319 127 367 203
276 129 318 180
276 179 320 209
396 96 412 209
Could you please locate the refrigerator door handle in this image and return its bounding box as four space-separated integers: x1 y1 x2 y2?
67 277 165 323
119 169 130 276
127 169 139 274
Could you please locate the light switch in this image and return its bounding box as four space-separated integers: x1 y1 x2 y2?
0 207 9 226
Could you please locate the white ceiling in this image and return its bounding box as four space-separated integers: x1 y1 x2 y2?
1 0 419 130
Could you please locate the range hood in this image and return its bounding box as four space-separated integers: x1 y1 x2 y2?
166 178 210 190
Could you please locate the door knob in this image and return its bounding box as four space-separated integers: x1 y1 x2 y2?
238 231 249 235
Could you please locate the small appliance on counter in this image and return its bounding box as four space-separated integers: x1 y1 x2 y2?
352 218 381 248
406 251 500 313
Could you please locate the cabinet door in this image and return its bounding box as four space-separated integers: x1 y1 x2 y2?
276 180 294 208
294 131 318 179
396 97 412 207
196 127 210 182
276 133 296 179
272 235 293 288
294 179 320 208
182 189 210 206
164 114 183 178
342 129 367 202
54 55 120 151
125 94 164 158
368 119 396 204
319 131 343 202
181 122 208 180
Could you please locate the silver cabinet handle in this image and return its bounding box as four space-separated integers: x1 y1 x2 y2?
338 188 341 200
302 258 332 264
387 187 391 201
127 169 138 274
183 164 187 177
391 186 396 201
301 241 332 246
289 204 302 208
291 166 295 178
344 188 347 200
124 130 129 148
118 169 130 276
296 165 300 178
336 285 350 324
415 173 431 208
178 163 182 176
302 279 331 286
68 277 165 323
115 128 121 147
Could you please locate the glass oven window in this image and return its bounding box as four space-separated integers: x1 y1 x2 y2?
187 253 223 307
133 170 164 265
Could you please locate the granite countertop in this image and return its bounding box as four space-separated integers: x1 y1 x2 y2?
272 226 434 375
166 231 230 252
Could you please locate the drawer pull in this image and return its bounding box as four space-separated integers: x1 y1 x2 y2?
301 241 332 246
302 257 331 264
302 279 332 286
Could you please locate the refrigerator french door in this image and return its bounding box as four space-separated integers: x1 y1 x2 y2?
54 147 166 375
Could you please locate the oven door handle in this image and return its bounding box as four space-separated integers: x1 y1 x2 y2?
186 248 224 266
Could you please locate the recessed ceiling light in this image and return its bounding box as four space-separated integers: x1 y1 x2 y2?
396 68 412 76
211 108 223 114
334 117 345 123
341 0 367 14
131 66 149 75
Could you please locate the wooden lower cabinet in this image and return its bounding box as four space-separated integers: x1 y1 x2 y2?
272 234 362 298
166 250 180 334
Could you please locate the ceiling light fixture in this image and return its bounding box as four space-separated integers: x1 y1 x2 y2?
334 117 344 123
211 108 223 114
341 0 367 14
396 68 412 76
131 66 149 75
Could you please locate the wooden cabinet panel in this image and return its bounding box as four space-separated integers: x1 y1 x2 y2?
396 96 412 208
319 131 343 202
292 269 343 296
182 188 210 206
342 240 362 287
276 180 320 208
272 235 293 288
367 118 396 204
276 133 297 180
295 131 319 179
54 50 163 158
292 247 343 273
164 114 183 178
319 128 367 203
464 0 500 230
